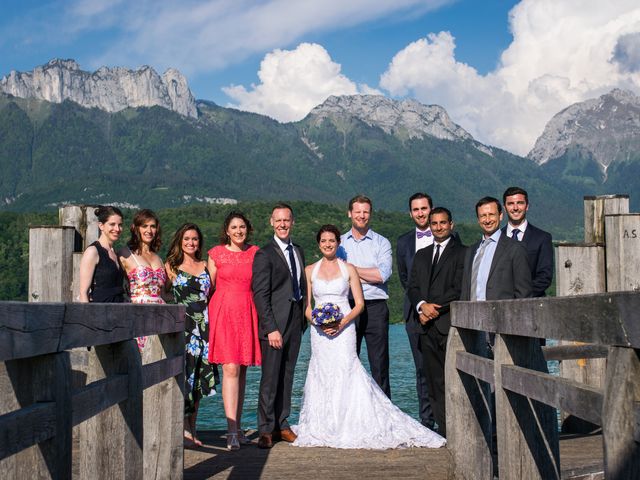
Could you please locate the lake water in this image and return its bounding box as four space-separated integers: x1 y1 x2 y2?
197 325 561 431
197 323 420 430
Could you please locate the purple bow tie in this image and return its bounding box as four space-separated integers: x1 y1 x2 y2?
416 230 432 239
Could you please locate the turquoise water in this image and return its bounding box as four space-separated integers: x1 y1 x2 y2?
197 323 420 430
197 326 561 431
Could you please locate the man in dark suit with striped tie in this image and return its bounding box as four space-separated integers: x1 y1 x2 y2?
501 187 553 298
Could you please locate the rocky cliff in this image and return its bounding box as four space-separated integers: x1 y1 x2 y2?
306 94 493 156
528 88 640 174
0 59 197 118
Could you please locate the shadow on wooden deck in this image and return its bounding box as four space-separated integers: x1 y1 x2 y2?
184 430 455 480
183 431 603 480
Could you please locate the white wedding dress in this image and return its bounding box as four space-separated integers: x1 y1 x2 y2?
292 259 446 449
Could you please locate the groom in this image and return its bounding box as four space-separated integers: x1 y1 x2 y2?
252 203 306 449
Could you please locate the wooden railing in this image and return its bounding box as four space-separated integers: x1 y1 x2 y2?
0 302 185 479
446 291 640 480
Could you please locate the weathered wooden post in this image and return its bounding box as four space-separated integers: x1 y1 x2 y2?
0 351 73 479
555 243 607 390
59 205 100 300
605 213 640 292
493 302 560 479
445 306 494 480
28 226 76 303
141 332 184 478
555 195 630 432
584 194 629 244
78 341 144 479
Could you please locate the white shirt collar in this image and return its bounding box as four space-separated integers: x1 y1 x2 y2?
507 219 528 238
273 234 292 252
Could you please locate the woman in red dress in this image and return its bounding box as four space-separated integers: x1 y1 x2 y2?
208 211 261 450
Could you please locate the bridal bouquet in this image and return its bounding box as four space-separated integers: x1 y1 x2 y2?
311 303 344 328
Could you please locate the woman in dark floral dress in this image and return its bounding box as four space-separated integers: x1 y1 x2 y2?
165 223 219 447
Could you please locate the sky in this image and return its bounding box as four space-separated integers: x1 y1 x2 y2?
1 0 640 156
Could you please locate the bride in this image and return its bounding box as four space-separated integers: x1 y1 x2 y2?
292 225 446 449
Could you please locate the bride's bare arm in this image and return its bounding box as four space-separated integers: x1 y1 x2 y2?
339 263 364 329
304 264 314 323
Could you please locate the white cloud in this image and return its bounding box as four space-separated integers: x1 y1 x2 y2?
380 0 640 156
223 43 380 122
8 0 452 76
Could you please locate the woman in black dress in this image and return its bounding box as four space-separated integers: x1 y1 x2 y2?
165 223 219 447
78 206 125 303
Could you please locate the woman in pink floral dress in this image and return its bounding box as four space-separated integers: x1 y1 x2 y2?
119 209 166 350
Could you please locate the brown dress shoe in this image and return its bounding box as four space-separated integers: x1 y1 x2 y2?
277 428 297 443
257 433 273 449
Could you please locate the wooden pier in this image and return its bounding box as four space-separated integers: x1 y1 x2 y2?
182 430 602 479
1 196 638 478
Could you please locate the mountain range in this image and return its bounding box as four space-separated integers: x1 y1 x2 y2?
1 59 639 236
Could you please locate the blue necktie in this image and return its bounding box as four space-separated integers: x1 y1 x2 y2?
287 244 300 301
511 228 521 241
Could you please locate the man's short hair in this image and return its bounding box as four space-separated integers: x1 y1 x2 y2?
272 202 294 218
475 196 502 216
429 206 452 222
408 192 433 210
348 195 372 211
502 186 528 205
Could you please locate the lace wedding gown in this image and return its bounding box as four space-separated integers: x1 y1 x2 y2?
292 260 446 449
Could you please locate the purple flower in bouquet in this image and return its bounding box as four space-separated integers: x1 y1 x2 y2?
311 302 344 327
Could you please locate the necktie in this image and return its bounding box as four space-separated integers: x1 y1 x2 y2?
470 239 491 301
432 243 441 267
511 228 521 241
416 230 432 239
286 244 301 301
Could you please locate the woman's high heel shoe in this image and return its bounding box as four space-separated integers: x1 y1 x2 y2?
226 432 240 451
237 430 251 445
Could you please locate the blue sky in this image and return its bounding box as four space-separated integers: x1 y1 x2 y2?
1 0 516 102
1 1 639 155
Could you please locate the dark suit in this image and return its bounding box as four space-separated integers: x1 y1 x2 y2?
396 229 434 427
252 239 306 434
501 223 553 297
408 238 466 436
460 233 532 302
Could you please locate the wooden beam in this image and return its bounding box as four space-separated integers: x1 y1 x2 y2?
542 344 608 361
0 402 56 459
0 302 185 361
494 334 560 480
141 356 183 391
451 292 640 347
71 374 129 426
501 365 603 426
455 352 494 386
0 303 66 361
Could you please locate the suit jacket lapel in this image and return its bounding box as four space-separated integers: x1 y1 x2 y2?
488 235 507 280
431 241 454 281
271 238 289 269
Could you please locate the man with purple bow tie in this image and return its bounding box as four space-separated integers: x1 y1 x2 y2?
396 192 436 428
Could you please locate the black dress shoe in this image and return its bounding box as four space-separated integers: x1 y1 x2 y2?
257 433 273 449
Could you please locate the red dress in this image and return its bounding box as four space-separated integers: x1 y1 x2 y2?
207 244 261 365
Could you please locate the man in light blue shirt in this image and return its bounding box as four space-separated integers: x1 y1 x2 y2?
339 195 393 397
460 196 532 323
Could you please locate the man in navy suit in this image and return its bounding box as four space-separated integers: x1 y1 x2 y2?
396 192 436 428
501 187 553 297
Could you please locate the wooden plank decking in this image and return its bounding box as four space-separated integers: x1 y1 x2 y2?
183 430 603 479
